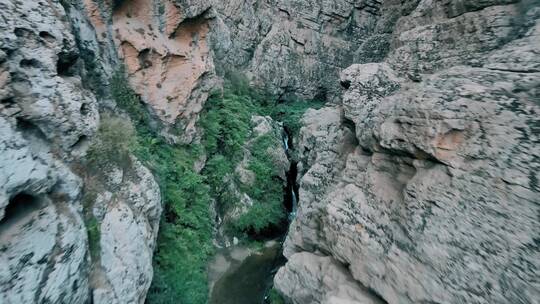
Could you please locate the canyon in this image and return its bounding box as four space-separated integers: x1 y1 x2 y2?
0 0 539 304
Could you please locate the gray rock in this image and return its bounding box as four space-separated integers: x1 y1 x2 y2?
0 1 161 303
275 252 384 304
209 0 382 102
278 1 540 303
91 158 162 304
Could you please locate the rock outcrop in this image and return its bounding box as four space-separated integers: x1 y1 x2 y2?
90 158 161 304
77 0 409 138
278 1 540 304
0 1 161 303
79 0 217 143
2 0 539 303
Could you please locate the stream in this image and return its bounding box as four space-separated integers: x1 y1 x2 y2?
208 127 298 304
208 241 285 304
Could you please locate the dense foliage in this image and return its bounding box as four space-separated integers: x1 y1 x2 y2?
110 70 213 303
236 135 286 233
267 288 286 304
199 88 291 235
104 69 324 303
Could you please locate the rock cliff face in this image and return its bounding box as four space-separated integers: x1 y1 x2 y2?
78 0 412 138
0 1 161 303
79 0 217 143
277 1 540 303
1 0 539 303
210 0 381 102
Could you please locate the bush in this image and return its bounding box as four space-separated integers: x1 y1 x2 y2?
110 69 148 125
199 92 255 160
136 134 214 304
235 135 286 233
85 216 101 259
267 288 285 304
267 99 325 137
86 114 136 171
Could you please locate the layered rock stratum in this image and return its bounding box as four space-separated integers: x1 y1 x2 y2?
278 1 540 303
0 0 161 303
0 0 539 303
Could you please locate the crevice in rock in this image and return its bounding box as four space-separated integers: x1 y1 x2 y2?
340 79 351 89
39 31 56 43
282 126 299 219
16 116 48 141
13 27 33 38
0 193 43 225
71 135 89 152
56 51 79 76
1 97 15 106
19 58 40 69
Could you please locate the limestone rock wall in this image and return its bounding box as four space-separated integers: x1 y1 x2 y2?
277 1 540 304
0 1 161 303
210 0 385 102
79 0 217 143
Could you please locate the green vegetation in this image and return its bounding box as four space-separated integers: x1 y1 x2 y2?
109 70 213 304
110 69 148 124
86 114 136 171
268 99 326 136
100 69 325 303
140 139 213 304
267 288 286 304
199 91 255 161
235 135 286 233
199 89 289 235
85 215 101 258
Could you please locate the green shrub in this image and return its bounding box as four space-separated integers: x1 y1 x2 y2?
110 69 148 125
267 288 285 304
267 99 326 136
235 135 286 233
86 114 136 171
85 216 101 259
136 134 214 304
199 92 254 160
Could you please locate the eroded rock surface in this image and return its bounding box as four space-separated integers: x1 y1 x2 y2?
211 0 391 102
90 158 161 304
0 0 96 302
80 0 217 143
278 1 540 304
0 1 161 303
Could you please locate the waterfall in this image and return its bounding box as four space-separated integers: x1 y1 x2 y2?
282 127 298 222
289 189 297 220
282 131 289 152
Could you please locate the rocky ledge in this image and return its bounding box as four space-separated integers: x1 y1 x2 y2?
277 1 540 303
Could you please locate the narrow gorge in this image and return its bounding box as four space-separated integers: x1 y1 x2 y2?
0 0 539 304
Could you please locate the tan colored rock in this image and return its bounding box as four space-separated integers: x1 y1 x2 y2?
80 0 217 142
113 0 214 141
